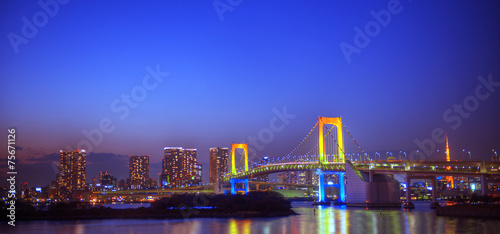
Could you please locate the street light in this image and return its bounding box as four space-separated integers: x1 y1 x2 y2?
398 150 407 160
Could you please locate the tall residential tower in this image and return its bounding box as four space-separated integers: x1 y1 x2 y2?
161 147 202 188
129 155 150 189
209 147 229 184
58 149 86 200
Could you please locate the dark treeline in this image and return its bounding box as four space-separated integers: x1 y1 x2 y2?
152 191 292 212
1 191 295 221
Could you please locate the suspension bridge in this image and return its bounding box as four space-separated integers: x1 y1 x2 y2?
222 116 500 207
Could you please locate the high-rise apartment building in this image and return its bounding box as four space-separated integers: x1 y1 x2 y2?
58 149 86 199
129 155 150 189
184 149 198 186
209 147 228 184
162 147 183 188
161 147 202 188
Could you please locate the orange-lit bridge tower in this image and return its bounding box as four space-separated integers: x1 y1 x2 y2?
317 117 345 204
230 143 249 194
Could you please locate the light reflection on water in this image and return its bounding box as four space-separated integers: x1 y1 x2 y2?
5 202 500 234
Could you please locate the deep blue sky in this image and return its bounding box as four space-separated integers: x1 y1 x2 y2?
1 0 500 187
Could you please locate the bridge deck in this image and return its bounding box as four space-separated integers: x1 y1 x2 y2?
223 160 500 181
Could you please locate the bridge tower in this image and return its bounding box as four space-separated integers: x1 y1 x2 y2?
230 143 249 194
317 117 346 204
318 117 344 163
231 143 248 175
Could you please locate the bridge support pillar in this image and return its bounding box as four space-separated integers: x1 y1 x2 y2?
430 176 439 209
404 174 415 209
230 178 249 195
339 172 345 203
245 179 249 194
481 175 487 196
319 170 325 203
313 169 331 205
231 181 235 195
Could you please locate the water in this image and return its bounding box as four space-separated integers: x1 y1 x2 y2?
3 202 500 234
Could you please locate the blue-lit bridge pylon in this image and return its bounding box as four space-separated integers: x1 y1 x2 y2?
317 116 346 203
230 143 249 195
318 171 345 203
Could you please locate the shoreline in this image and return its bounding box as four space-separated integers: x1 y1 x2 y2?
4 192 298 222
436 204 500 219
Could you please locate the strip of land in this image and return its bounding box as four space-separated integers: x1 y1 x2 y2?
436 204 500 219
1 192 297 221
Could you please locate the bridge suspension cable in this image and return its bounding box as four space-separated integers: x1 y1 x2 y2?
237 118 370 169
342 122 370 161
282 121 318 159
248 147 264 169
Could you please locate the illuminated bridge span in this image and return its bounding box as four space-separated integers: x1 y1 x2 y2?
224 162 345 180
223 116 500 206
225 160 500 181
354 160 500 175
225 116 363 203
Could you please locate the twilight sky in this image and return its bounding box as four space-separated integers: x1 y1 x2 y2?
1 0 500 187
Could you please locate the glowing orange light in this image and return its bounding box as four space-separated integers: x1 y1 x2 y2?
231 143 248 175
318 117 344 163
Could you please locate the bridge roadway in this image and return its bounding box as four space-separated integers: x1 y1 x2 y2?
93 186 213 198
223 160 500 181
93 181 316 198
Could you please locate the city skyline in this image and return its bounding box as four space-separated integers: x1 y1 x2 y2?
2 1 500 189
8 139 499 189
